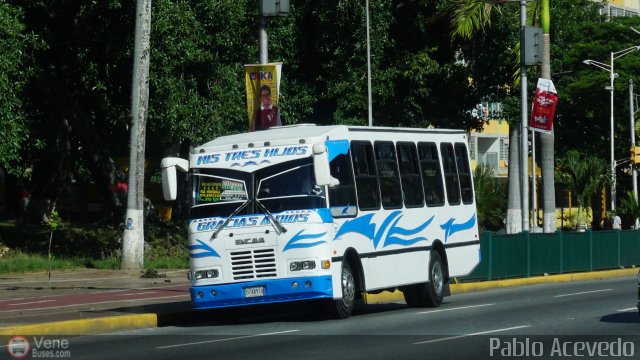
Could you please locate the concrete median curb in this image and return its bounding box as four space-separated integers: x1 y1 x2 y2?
363 267 639 304
0 314 158 336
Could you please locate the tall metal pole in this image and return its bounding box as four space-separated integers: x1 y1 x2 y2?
520 0 530 232
631 79 638 201
610 51 616 211
122 0 152 270
366 0 373 127
259 16 268 64
531 130 537 230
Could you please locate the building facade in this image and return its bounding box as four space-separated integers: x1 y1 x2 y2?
597 0 640 17
468 119 510 178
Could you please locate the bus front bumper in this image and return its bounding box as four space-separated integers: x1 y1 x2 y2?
190 275 333 309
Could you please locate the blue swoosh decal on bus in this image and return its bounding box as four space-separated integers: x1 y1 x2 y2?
334 213 376 241
383 215 434 247
283 230 327 252
334 211 433 248
189 239 221 258
440 213 477 242
231 160 259 168
372 211 402 248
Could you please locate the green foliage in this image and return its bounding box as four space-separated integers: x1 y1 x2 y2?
0 220 187 273
619 191 640 221
555 150 610 229
473 165 506 230
0 2 38 175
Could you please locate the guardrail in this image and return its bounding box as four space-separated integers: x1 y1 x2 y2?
462 230 640 281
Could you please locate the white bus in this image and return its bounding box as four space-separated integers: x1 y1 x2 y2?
161 124 479 318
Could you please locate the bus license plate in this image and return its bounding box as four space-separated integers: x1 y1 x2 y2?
244 286 264 298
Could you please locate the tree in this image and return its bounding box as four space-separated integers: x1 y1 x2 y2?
619 191 640 228
121 0 152 270
473 165 507 230
449 0 524 233
0 3 35 175
555 150 610 230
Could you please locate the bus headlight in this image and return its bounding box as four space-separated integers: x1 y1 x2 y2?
290 260 316 271
194 269 220 279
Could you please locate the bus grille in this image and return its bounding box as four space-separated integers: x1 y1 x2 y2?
229 248 277 280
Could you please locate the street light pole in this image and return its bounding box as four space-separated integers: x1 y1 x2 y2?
259 16 268 64
583 44 640 213
610 51 616 211
631 79 638 201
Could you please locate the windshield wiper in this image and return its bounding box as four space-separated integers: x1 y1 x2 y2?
254 199 288 235
209 199 253 240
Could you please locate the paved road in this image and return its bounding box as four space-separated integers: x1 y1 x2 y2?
3 275 640 359
0 269 190 325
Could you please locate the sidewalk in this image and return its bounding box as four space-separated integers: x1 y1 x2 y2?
0 268 192 334
0 267 637 335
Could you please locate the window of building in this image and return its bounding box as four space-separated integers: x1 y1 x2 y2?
440 143 461 205
418 142 445 207
351 141 381 210
397 142 424 208
374 141 403 209
455 143 474 204
329 152 357 217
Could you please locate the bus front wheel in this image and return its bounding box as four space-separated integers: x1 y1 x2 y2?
328 262 356 319
403 251 445 308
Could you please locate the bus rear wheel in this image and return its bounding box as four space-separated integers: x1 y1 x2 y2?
328 262 356 319
403 251 445 308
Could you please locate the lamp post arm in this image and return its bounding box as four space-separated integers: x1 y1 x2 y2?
583 60 611 72
612 45 640 60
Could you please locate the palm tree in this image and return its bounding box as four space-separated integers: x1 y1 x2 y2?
450 0 554 234
555 151 610 230
474 165 507 231
538 0 555 234
619 191 640 228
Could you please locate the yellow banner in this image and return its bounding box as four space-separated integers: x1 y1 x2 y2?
245 63 282 131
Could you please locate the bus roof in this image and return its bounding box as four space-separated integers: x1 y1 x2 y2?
193 124 465 153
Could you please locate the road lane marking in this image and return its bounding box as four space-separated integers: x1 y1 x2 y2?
9 299 55 306
553 289 612 298
0 294 189 313
417 303 495 314
617 307 638 312
413 325 531 345
115 291 157 297
0 298 25 303
155 329 301 349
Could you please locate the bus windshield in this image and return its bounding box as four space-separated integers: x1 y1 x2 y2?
190 158 326 220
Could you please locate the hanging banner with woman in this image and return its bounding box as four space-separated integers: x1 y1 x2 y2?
245 63 282 132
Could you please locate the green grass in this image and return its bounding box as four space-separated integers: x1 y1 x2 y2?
0 252 85 273
0 250 187 274
0 220 189 274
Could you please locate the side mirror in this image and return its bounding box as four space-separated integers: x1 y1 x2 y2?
160 157 189 201
312 143 331 186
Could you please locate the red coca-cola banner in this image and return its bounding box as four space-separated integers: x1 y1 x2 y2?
530 78 558 133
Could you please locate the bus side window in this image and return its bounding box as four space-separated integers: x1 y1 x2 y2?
351 141 381 211
374 141 403 209
440 143 461 206
418 142 445 207
455 143 474 204
329 153 357 217
397 142 424 208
